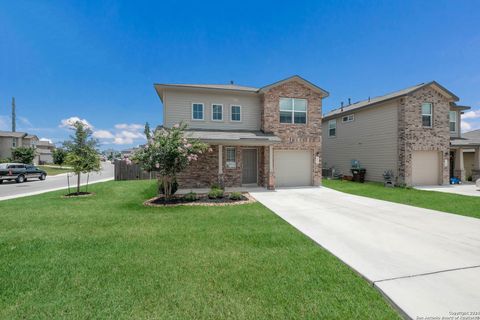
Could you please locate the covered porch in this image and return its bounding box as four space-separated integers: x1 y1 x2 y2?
177 130 282 189
450 139 480 182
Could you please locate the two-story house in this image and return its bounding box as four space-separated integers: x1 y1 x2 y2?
0 131 39 160
154 75 328 189
322 81 474 186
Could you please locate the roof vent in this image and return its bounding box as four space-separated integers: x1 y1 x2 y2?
348 98 351 105
230 80 234 85
368 96 371 102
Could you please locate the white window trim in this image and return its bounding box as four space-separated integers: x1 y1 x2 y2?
342 114 355 123
449 110 457 133
421 102 433 128
211 103 224 122
328 119 337 138
279 98 308 124
230 105 242 122
225 147 236 169
191 102 204 121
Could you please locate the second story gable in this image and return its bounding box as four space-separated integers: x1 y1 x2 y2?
154 76 329 135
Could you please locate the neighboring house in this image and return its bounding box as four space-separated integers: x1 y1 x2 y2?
451 129 480 181
0 131 56 164
35 140 55 164
0 131 39 162
154 75 328 189
322 81 472 186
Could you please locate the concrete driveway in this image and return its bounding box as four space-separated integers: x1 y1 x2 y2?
250 187 480 319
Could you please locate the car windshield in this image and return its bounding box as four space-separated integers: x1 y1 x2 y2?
0 164 8 169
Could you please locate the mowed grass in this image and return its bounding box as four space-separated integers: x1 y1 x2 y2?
0 180 399 319
323 179 480 219
37 165 72 176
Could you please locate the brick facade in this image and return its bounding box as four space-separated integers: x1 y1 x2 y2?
397 86 451 186
261 80 323 187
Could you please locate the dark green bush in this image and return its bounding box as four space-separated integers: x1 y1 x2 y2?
184 192 197 202
229 192 243 201
208 188 224 199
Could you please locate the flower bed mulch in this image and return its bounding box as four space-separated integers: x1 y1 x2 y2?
63 192 95 198
144 192 256 207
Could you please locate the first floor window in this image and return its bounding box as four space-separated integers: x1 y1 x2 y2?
12 138 17 147
328 119 336 137
212 104 223 121
421 103 433 127
280 98 307 124
192 103 204 120
226 147 236 168
231 105 241 121
449 111 457 133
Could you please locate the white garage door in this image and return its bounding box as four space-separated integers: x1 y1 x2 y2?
274 150 312 187
412 151 440 186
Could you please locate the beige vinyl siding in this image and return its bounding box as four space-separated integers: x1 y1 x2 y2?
164 89 261 130
322 101 399 182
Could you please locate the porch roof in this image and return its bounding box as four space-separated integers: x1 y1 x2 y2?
451 138 480 147
185 129 282 146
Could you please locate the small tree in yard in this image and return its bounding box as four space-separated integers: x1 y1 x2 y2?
64 121 101 195
52 148 67 165
132 123 209 201
11 146 36 164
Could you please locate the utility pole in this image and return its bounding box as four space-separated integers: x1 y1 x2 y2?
11 97 16 132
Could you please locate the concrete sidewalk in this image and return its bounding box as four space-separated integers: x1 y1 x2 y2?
250 187 480 319
415 183 480 197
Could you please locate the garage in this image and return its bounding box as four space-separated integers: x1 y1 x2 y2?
274 150 312 187
411 151 440 185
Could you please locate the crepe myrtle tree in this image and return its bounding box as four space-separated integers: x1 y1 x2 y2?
63 121 101 194
132 122 210 200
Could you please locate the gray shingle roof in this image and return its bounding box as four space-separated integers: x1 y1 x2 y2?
324 81 460 119
184 129 281 145
451 129 480 147
0 131 27 138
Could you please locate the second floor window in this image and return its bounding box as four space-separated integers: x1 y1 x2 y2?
280 98 307 124
212 104 223 121
192 103 204 120
231 105 241 121
328 119 336 137
421 103 433 127
12 137 17 147
449 111 457 133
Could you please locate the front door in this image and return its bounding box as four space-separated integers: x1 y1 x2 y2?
242 149 258 184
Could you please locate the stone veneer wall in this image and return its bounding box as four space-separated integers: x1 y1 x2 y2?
261 80 323 187
397 86 451 186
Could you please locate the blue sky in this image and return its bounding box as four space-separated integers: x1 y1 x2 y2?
1 1 479 150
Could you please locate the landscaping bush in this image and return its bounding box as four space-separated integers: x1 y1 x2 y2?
53 148 67 165
183 191 197 202
0 158 10 163
210 182 222 190
208 188 224 199
11 146 36 164
229 192 243 201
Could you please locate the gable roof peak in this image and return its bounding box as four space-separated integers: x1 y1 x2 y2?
259 75 329 97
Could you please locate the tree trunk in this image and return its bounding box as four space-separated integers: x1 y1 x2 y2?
77 172 81 194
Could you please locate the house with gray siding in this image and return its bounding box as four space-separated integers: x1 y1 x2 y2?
322 81 474 186
154 75 328 189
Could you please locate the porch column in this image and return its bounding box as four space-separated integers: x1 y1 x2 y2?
218 145 225 188
472 147 480 181
454 148 466 181
267 145 275 190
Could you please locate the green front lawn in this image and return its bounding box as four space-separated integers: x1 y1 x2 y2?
0 180 399 319
323 179 480 219
37 165 72 176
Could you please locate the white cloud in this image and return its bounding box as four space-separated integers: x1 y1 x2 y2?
18 116 32 127
114 123 144 131
90 123 145 145
59 116 92 129
462 110 480 120
40 137 53 143
93 130 114 139
462 120 472 131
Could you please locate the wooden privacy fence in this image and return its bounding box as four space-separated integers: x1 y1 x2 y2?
114 159 155 180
